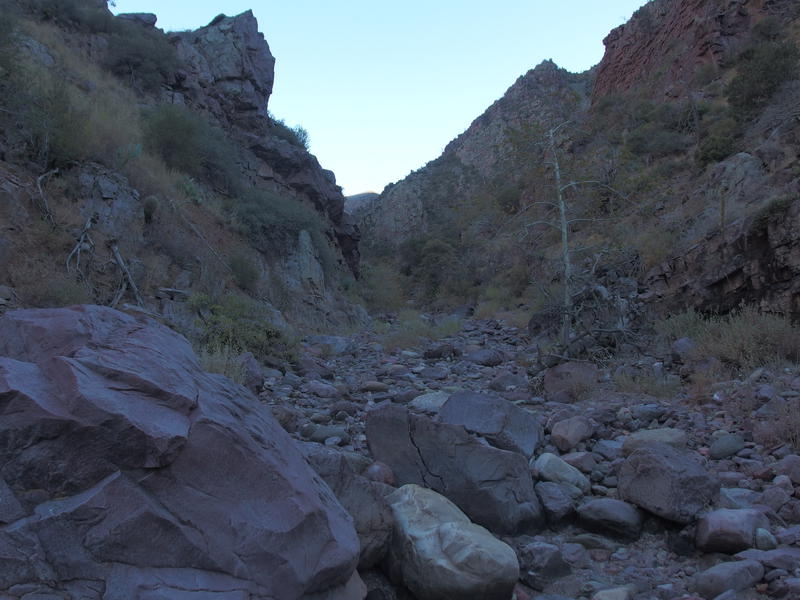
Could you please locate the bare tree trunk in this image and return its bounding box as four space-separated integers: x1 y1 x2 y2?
550 128 572 349
109 242 144 307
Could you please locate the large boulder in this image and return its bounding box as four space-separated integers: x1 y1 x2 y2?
550 416 594 452
533 453 590 494
438 391 543 457
695 509 770 554
385 485 519 600
618 443 720 524
691 559 764 599
542 362 598 402
301 443 393 569
577 498 643 541
366 402 543 535
0 306 362 599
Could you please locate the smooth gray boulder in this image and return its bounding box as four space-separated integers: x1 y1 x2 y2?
691 559 764 599
438 391 543 457
550 416 594 452
618 443 719 523
367 402 543 534
533 453 591 493
578 498 643 540
535 482 576 523
385 485 519 600
519 541 571 590
695 509 770 554
622 428 688 454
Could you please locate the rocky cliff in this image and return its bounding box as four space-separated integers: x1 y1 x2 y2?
169 12 361 276
358 0 800 319
360 61 590 246
593 0 800 102
0 4 363 334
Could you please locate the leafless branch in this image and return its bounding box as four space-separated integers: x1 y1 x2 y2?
36 169 58 226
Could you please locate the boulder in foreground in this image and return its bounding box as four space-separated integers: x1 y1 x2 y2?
367 402 543 534
0 306 362 600
385 484 519 600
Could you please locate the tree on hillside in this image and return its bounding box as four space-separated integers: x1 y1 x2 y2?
511 121 631 354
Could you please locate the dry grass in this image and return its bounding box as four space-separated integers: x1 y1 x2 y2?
614 372 680 398
632 226 675 273
752 401 800 450
197 343 245 384
379 310 462 351
659 306 800 373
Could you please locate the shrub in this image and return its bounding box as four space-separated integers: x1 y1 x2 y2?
23 76 89 166
268 114 310 150
380 310 461 351
228 253 260 292
697 117 739 165
657 306 800 372
232 189 337 276
142 104 240 191
25 274 92 307
614 372 680 398
355 261 407 311
26 0 112 32
103 19 177 91
628 123 690 157
189 293 296 362
197 343 245 383
727 40 800 119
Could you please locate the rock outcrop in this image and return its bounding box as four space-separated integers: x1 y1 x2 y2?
366 402 544 535
592 0 799 102
174 11 275 129
170 11 360 279
360 60 590 246
0 306 362 599
644 193 800 320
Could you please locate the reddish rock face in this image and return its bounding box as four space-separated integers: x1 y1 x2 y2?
0 305 360 599
592 0 783 102
643 194 800 320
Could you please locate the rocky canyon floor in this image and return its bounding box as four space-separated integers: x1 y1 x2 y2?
272 316 800 600
3 306 800 600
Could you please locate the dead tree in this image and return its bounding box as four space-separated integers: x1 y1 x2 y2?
521 121 630 352
66 213 98 277
108 240 144 308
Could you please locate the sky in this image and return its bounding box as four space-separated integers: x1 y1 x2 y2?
110 1 647 195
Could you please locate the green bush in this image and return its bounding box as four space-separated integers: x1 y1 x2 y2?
24 77 89 166
355 261 408 311
189 293 295 362
232 189 337 275
627 122 690 157
697 117 739 165
268 115 310 150
142 104 240 191
727 40 800 119
104 19 178 91
228 253 260 292
26 0 112 32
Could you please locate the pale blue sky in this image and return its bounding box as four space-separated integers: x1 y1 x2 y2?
111 1 646 195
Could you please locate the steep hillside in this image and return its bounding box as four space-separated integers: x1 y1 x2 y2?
358 0 800 329
0 0 364 365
